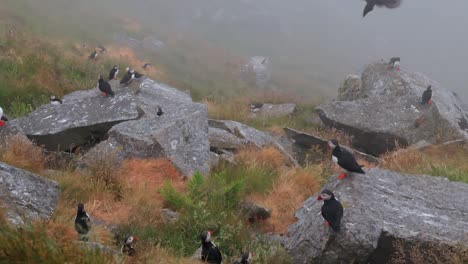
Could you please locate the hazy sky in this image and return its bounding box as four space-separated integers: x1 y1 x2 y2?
5 0 468 101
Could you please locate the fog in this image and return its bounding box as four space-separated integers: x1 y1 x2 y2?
4 0 468 101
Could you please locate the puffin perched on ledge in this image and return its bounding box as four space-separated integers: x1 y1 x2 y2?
328 139 365 179
317 189 343 232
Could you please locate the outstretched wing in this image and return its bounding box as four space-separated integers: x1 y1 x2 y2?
363 1 375 17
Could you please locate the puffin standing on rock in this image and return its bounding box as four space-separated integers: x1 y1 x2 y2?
200 230 222 264
421 85 433 105
74 203 91 241
89 50 98 60
98 75 115 97
109 65 119 80
317 189 343 232
50 96 63 105
329 139 365 179
121 236 138 256
120 67 135 86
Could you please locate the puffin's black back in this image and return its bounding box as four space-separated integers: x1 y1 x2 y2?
201 241 222 264
74 210 91 234
99 78 114 96
321 197 344 232
120 72 132 84
422 88 432 104
333 146 365 174
109 68 117 80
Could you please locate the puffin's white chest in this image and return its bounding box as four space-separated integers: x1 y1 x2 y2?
332 155 338 164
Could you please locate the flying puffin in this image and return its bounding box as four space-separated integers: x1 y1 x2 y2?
363 0 402 17
98 75 115 97
89 50 98 60
317 189 343 232
50 96 63 105
74 203 91 240
109 65 119 80
200 230 222 264
0 107 7 126
120 67 135 86
156 107 164 117
97 45 107 54
142 63 152 70
421 85 433 105
328 139 365 179
121 235 138 256
233 251 253 264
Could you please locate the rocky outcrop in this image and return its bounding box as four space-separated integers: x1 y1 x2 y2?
285 168 468 264
250 103 297 118
0 162 59 225
10 88 140 151
208 119 296 165
240 202 271 223
316 63 468 156
283 127 379 165
240 56 272 89
81 78 210 177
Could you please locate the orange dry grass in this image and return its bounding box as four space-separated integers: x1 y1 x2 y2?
203 97 251 122
252 166 322 234
0 135 46 173
131 243 195 264
235 146 286 171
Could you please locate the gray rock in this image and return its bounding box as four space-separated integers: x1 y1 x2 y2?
82 78 210 177
0 162 60 225
81 241 120 255
316 63 468 156
160 208 180 223
191 246 202 261
11 88 140 151
285 168 468 264
240 56 272 89
240 202 271 223
284 127 379 165
249 103 297 118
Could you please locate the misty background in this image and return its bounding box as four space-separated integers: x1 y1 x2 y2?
3 0 468 101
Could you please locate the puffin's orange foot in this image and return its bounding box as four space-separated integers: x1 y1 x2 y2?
338 173 347 179
101 92 107 97
0 120 5 127
428 99 433 105
325 221 330 226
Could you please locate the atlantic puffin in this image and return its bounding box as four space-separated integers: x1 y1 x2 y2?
120 67 135 86
200 230 222 264
133 69 144 79
142 63 152 70
156 107 164 117
98 75 115 97
121 235 138 256
421 85 432 105
50 96 63 105
388 57 401 70
328 139 365 179
317 189 343 232
74 203 91 240
109 65 119 80
363 0 402 17
89 50 98 60
233 251 253 264
0 107 7 126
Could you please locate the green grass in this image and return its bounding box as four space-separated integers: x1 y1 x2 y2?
422 164 468 184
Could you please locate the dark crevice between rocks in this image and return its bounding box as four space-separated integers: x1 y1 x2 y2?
210 146 236 155
316 109 408 156
459 116 468 131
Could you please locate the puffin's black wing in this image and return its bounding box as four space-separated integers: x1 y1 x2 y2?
1 116 8 122
120 73 131 84
337 148 365 174
201 242 222 264
74 213 91 234
134 71 144 78
109 69 117 80
363 1 375 17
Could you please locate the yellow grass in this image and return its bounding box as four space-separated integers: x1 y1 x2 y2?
0 135 46 173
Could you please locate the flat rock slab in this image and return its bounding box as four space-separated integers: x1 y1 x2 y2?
0 162 60 225
250 103 297 118
285 168 468 264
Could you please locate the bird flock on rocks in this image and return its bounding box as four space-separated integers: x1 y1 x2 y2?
0 1 442 262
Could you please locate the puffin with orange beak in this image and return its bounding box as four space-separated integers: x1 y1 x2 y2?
328 139 365 179
317 189 343 232
0 107 8 126
121 235 138 256
200 230 222 264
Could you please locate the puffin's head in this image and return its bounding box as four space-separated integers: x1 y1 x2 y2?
200 230 212 243
242 251 253 262
98 74 103 80
77 203 84 212
328 139 338 149
317 189 334 201
50 96 56 100
427 85 432 91
125 67 130 72
114 65 118 69
125 236 137 245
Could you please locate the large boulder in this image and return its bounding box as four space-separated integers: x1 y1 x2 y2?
10 88 140 151
240 56 272 89
316 63 468 156
0 162 60 225
82 78 211 177
285 168 468 264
